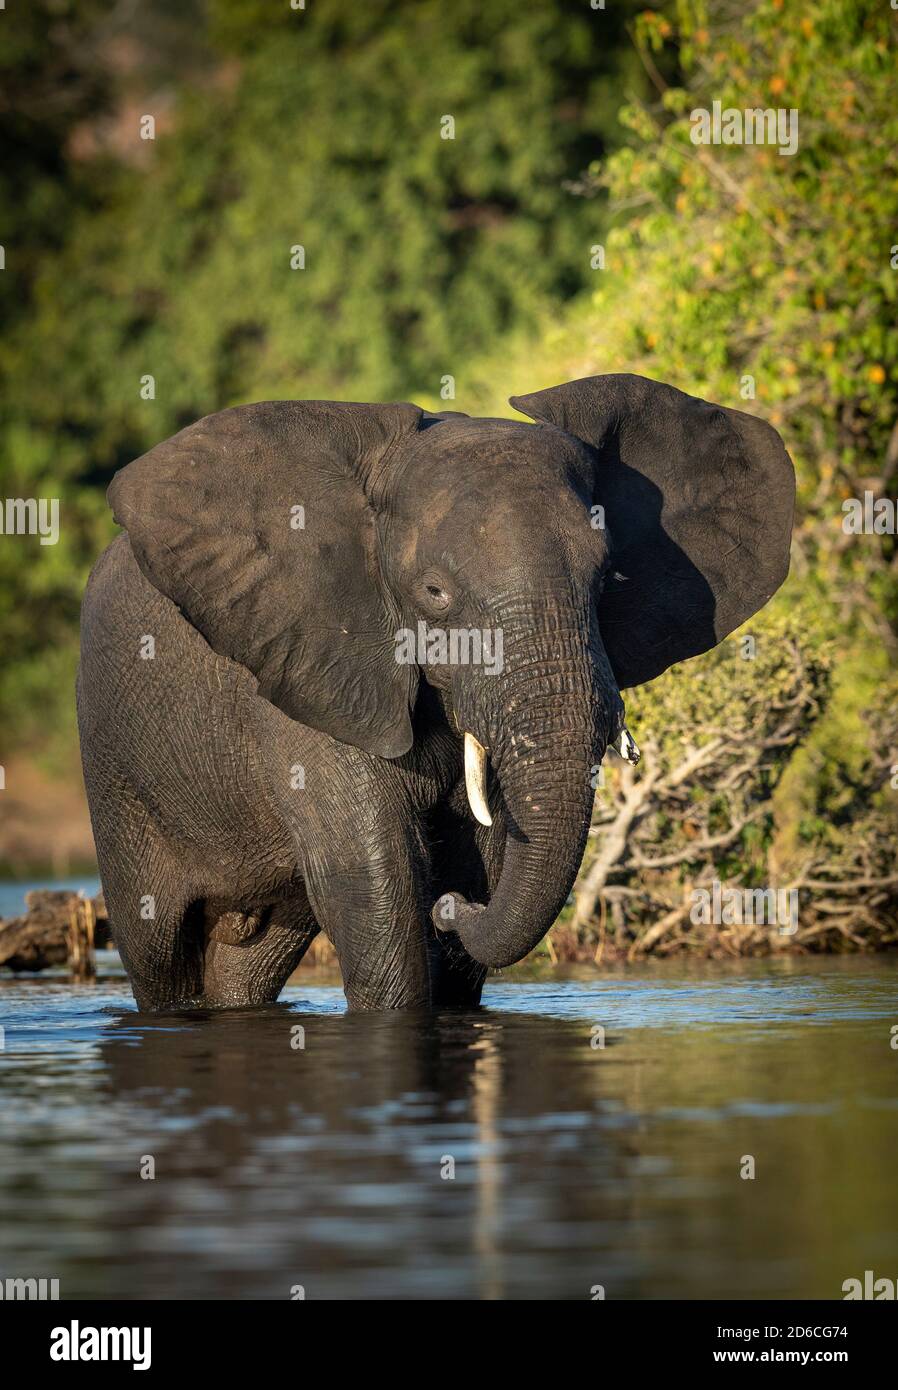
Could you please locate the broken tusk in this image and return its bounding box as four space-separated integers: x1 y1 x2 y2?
611 726 641 765
464 731 493 826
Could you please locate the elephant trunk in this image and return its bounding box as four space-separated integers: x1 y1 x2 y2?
436 615 616 970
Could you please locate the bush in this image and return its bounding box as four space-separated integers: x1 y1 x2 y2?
462 0 898 954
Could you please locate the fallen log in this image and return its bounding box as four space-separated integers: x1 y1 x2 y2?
0 889 111 976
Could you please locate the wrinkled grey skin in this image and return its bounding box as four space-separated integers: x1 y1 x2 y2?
77 374 794 1010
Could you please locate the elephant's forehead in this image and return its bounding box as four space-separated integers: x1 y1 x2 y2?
391 419 602 576
399 417 594 517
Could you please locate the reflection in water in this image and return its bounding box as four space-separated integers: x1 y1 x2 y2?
0 958 897 1299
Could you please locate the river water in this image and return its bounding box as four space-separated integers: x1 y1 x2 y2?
0 954 896 1300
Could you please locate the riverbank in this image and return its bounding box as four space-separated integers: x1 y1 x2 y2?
1 882 895 985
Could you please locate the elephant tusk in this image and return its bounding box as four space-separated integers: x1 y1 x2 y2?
464 732 493 826
611 726 640 765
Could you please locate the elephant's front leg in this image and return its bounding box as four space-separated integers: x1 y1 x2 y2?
304 823 432 1010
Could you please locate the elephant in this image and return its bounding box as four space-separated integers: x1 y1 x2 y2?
77 373 794 1011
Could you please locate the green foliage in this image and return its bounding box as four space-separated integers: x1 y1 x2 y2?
2 0 895 944
0 0 114 331
1 0 648 750
465 0 897 950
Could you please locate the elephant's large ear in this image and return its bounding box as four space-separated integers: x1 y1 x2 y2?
509 374 795 687
108 400 426 757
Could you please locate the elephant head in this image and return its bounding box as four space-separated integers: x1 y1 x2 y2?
108 374 794 971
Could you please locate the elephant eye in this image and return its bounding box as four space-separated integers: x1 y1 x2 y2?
425 584 451 610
